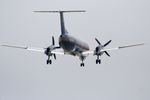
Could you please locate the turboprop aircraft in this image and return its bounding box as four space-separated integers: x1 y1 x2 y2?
1 10 144 67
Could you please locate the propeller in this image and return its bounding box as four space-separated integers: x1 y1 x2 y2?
95 38 101 45
95 38 112 57
45 36 59 60
103 40 112 47
104 51 110 57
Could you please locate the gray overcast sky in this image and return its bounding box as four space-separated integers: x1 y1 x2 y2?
0 0 150 100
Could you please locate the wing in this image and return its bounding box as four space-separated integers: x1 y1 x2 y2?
1 44 45 52
82 43 144 55
101 43 144 52
51 50 64 55
1 44 65 55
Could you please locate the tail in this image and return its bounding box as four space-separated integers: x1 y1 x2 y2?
34 10 86 35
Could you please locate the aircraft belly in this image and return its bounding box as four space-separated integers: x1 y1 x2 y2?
60 41 75 51
59 35 89 56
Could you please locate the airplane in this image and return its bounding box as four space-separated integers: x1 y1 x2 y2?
1 10 144 67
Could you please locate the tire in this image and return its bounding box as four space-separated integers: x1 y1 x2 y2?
83 63 85 67
96 59 98 64
80 63 84 67
47 60 49 64
98 60 101 64
49 60 52 64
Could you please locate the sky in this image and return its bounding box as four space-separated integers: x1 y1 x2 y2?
0 0 150 100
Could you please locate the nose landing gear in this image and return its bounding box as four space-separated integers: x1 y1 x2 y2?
80 56 85 67
80 62 85 67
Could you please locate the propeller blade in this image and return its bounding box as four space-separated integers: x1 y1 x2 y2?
52 36 55 45
53 54 56 60
95 38 101 45
103 40 112 47
104 51 110 57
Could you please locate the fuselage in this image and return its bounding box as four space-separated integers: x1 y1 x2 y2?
59 34 89 56
51 11 90 57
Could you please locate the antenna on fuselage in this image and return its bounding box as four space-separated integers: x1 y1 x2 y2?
34 10 86 35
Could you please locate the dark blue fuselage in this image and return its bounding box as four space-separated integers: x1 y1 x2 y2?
59 35 89 56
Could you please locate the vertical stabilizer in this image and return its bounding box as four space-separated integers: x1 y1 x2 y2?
60 12 68 35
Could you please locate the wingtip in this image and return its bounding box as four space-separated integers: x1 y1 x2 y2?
137 43 145 46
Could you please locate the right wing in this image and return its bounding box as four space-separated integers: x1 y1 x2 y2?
1 44 45 52
1 44 64 55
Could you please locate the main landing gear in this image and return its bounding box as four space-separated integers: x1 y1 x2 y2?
47 59 52 64
96 59 101 64
46 56 52 64
96 55 101 64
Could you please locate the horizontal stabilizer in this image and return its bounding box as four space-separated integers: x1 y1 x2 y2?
34 10 86 13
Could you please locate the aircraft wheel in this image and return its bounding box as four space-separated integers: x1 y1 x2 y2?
96 59 99 64
96 59 101 64
47 60 52 64
98 60 101 64
47 60 49 64
49 60 52 64
80 63 85 67
83 63 85 67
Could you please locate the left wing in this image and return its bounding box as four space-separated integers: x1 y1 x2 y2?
82 43 144 55
101 43 144 52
